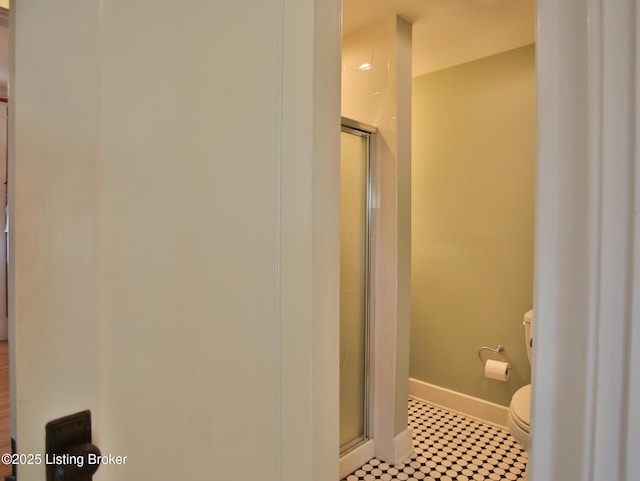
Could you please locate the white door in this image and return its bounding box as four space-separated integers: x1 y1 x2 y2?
9 1 341 481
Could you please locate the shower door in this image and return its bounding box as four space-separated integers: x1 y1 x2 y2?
340 119 374 455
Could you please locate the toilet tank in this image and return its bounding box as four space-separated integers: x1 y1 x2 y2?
523 310 533 365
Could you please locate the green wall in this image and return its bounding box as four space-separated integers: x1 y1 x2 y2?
411 44 536 406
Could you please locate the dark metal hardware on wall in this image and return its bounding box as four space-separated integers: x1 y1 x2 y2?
4 437 16 481
45 411 101 481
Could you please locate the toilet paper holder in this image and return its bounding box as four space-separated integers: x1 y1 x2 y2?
477 344 505 363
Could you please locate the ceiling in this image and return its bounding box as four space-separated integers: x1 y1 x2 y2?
343 0 536 78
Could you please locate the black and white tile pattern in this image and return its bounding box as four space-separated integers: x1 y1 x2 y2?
342 399 528 481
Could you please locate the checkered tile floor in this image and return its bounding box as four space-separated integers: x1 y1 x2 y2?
342 399 528 481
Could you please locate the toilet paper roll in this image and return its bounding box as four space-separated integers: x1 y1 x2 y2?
485 359 511 382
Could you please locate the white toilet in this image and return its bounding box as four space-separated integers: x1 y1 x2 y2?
507 309 533 476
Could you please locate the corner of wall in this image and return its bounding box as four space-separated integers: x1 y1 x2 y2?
393 15 412 439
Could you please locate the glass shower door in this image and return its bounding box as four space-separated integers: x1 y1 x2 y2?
340 122 372 455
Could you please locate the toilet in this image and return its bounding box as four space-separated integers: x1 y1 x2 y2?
507 309 533 476
508 383 531 449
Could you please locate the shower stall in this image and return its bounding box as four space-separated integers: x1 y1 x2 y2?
339 118 375 456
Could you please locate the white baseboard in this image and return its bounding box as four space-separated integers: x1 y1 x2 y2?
393 427 413 465
409 378 509 428
339 439 375 479
339 428 413 477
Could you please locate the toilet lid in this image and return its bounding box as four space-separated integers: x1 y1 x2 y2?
510 384 531 432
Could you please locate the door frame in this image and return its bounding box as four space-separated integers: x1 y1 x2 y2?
531 0 639 480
